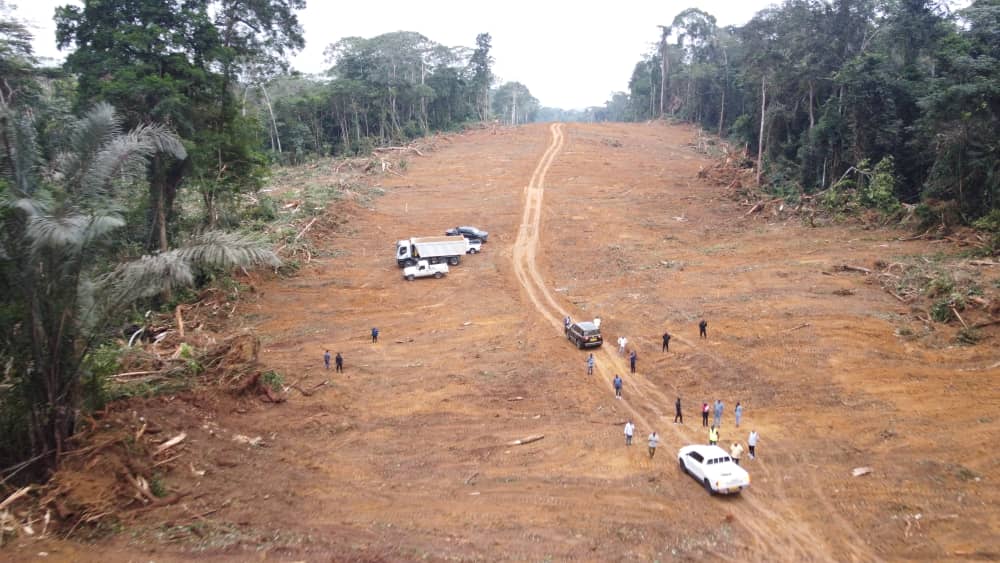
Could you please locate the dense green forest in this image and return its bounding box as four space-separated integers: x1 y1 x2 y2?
605 0 999 224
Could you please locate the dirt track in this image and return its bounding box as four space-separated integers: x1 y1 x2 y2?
14 122 999 561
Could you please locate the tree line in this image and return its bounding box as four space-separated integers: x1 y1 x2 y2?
604 0 1000 225
248 31 541 165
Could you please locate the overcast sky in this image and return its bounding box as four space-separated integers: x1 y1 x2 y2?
14 0 777 110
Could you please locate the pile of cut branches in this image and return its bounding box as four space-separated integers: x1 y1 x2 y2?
833 258 999 332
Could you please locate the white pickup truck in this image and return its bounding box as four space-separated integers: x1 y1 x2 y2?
403 260 449 281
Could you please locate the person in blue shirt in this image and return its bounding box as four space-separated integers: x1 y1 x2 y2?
613 375 623 399
586 353 595 375
323 350 331 370
629 349 637 374
713 399 724 427
371 327 379 343
735 402 743 427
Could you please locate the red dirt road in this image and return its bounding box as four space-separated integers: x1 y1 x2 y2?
15 122 999 561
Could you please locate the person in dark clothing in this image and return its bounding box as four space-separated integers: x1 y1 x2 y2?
613 375 623 398
698 319 708 339
662 331 671 352
324 350 331 370
702 402 710 426
674 397 683 424
629 350 637 374
335 352 343 373
371 327 379 343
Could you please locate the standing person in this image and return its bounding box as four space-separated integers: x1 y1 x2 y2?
371 327 379 343
323 350 331 370
735 402 743 427
702 402 710 427
708 425 719 446
674 397 683 424
629 349 637 374
586 353 595 375
335 352 344 373
564 316 571 334
662 331 671 352
713 399 724 427
648 431 659 458
624 420 635 446
748 430 759 460
613 375 623 399
618 336 627 355
593 316 601 329
699 319 708 339
730 442 744 465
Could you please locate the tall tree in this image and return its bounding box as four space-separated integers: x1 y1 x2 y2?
470 33 494 121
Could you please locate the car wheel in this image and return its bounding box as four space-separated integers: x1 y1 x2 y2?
576 338 583 349
469 248 478 254
679 459 687 474
703 478 715 495
434 272 443 279
405 275 415 281
448 257 460 266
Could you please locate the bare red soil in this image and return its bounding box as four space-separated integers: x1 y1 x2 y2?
8 122 999 562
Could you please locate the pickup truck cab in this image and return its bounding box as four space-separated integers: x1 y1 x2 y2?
678 444 750 495
403 260 449 281
466 239 482 254
567 321 603 349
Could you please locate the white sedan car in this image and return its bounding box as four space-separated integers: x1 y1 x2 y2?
678 444 750 495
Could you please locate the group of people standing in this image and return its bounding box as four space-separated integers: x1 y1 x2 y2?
624 399 760 464
320 327 381 373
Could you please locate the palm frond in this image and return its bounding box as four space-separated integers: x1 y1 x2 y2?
174 231 281 269
102 252 195 305
26 213 89 256
76 122 187 199
7 197 47 218
81 213 125 245
133 122 187 160
53 103 123 194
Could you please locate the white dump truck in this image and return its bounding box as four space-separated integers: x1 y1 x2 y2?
403 260 449 281
396 236 468 267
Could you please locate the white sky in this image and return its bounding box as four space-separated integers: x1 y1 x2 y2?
13 0 776 110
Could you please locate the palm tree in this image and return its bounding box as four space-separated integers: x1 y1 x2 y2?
0 102 280 470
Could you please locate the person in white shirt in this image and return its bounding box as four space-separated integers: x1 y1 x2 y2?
748 430 759 459
730 442 744 465
647 432 659 458
623 420 635 446
619 336 628 355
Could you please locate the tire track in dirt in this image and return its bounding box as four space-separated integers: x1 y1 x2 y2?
510 123 878 562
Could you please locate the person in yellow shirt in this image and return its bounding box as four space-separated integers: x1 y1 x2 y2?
730 442 744 465
708 425 719 445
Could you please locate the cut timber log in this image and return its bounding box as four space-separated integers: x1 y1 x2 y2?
154 433 187 456
506 435 544 446
0 485 31 510
951 307 970 330
175 305 185 338
969 260 998 267
839 264 872 275
293 217 318 243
